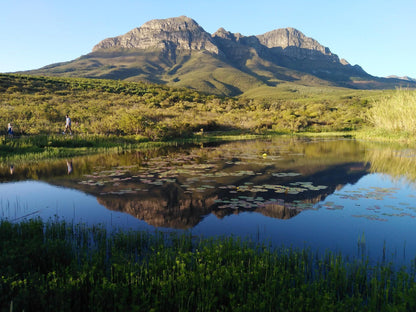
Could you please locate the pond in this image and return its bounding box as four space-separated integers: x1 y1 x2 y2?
1 137 416 266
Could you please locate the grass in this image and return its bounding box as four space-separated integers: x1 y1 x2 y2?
0 74 390 141
1 219 416 311
0 134 149 163
368 89 416 134
1 73 413 146
358 89 416 143
356 128 416 144
0 129 363 165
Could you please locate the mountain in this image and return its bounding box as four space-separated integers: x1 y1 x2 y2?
24 16 415 96
92 16 220 55
387 75 416 82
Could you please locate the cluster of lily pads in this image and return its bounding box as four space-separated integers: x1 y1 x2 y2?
320 186 416 221
214 196 317 211
213 181 328 211
76 147 334 213
75 144 416 222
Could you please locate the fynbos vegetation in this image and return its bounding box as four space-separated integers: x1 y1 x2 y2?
0 74 383 141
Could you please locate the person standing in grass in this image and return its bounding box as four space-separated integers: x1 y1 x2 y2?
7 123 13 137
64 114 72 135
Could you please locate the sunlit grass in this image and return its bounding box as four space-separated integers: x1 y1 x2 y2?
0 134 176 163
368 89 416 135
0 74 387 140
0 131 269 164
1 219 416 311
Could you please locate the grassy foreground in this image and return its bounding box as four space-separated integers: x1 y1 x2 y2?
1 219 416 311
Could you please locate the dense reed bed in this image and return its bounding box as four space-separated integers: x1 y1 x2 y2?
366 89 416 139
1 219 416 311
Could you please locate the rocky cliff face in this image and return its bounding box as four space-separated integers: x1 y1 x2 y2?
93 16 344 66
257 28 329 53
93 16 219 56
256 28 340 62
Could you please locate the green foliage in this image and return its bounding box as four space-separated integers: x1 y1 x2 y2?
368 89 416 135
0 74 212 140
0 134 154 163
2 219 416 311
0 74 386 143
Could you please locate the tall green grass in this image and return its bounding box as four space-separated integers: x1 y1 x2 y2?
368 89 416 134
1 219 416 311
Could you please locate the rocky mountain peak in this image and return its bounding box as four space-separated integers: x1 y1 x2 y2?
254 27 339 62
139 16 202 34
213 28 234 40
92 16 219 55
257 27 329 54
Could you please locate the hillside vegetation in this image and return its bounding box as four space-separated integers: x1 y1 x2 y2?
0 74 387 141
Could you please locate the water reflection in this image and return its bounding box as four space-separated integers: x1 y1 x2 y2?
0 138 371 228
66 160 73 175
1 137 416 264
365 143 416 183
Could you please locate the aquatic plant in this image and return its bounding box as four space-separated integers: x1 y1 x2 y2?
1 219 416 311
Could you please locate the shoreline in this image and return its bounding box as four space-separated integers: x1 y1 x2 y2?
1 130 415 164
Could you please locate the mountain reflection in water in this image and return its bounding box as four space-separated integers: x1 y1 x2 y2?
1 138 370 228
3 137 416 265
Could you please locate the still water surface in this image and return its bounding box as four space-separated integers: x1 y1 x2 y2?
1 137 416 265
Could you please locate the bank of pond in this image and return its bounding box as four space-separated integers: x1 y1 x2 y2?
2 136 416 311
1 219 416 312
2 74 416 143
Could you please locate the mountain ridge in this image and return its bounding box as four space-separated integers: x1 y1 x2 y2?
92 16 220 56
24 16 415 95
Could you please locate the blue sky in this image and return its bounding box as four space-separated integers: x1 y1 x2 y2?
1 0 415 78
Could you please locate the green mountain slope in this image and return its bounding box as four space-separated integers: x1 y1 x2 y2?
22 16 415 95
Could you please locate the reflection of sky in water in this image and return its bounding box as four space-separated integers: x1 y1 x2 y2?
0 174 415 266
0 181 156 232
193 173 416 265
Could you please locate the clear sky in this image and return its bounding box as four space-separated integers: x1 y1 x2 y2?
1 0 415 78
